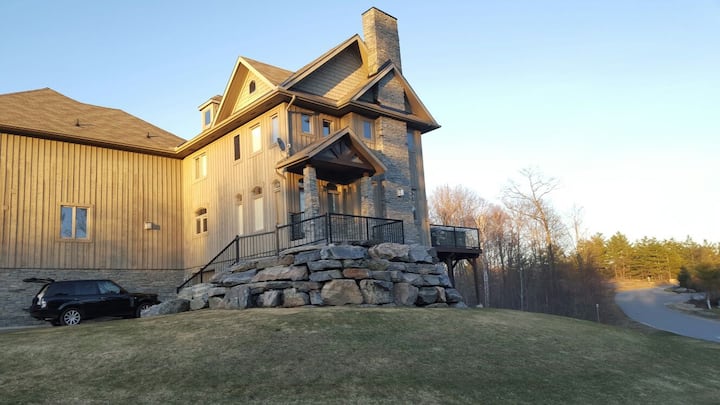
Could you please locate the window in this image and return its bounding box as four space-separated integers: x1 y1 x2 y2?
60 205 88 239
301 113 312 134
249 80 256 94
326 183 339 213
194 153 207 180
271 115 280 144
233 135 241 160
237 204 244 236
204 110 212 126
322 120 332 136
195 208 208 234
254 197 264 232
251 125 262 153
362 120 373 139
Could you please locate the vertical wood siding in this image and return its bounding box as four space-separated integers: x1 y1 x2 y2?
182 105 290 270
0 133 183 270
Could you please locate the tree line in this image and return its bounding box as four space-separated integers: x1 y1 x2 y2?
429 168 720 322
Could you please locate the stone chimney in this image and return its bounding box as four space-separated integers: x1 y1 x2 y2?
362 7 401 74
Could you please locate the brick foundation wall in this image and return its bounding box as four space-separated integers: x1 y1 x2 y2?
0 268 185 327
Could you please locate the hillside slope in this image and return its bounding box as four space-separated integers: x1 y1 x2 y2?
1 308 718 404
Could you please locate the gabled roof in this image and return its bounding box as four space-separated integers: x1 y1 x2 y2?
281 35 367 89
345 62 439 127
212 56 293 127
243 56 293 86
276 127 386 185
0 88 185 156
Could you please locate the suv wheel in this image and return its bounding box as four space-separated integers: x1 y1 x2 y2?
60 308 82 326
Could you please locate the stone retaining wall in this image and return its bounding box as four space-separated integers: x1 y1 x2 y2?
0 268 184 327
169 243 465 313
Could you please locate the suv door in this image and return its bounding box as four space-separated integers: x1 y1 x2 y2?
97 280 133 317
74 281 103 318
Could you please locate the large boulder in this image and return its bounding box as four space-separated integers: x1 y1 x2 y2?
293 249 322 264
416 287 439 306
252 265 308 282
369 243 409 261
408 245 434 263
309 270 343 282
190 297 208 311
213 269 257 286
307 260 342 271
343 268 372 279
283 288 310 307
394 283 419 306
321 280 363 305
222 285 252 310
359 279 394 304
309 290 324 306
141 299 190 317
177 283 214 300
258 290 282 307
320 245 367 260
445 288 464 304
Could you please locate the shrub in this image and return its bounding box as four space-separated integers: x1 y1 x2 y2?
678 267 691 288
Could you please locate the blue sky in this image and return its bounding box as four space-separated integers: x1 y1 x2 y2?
2 1 719 243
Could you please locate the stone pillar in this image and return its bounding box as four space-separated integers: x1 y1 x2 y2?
303 164 321 240
360 173 374 218
376 117 419 244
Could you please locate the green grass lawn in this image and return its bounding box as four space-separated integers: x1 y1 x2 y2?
1 308 718 404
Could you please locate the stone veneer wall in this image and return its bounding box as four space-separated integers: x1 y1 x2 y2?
0 269 184 327
172 243 466 312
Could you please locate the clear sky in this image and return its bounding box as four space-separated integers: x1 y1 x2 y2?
2 1 718 243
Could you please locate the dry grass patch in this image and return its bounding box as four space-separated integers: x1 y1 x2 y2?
1 307 718 404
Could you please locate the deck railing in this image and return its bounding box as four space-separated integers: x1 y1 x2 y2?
429 224 481 252
177 213 404 292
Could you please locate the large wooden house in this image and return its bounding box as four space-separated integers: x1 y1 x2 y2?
0 8 478 326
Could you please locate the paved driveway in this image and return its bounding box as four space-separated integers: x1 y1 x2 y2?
615 287 720 343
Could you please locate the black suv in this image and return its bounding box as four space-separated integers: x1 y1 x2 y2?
26 278 160 326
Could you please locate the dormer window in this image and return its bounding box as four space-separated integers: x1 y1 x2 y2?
199 96 221 130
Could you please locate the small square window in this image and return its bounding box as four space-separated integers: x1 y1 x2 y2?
301 114 312 134
60 205 89 239
322 120 332 136
362 120 373 139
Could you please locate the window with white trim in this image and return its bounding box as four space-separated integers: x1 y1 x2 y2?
60 205 89 239
252 186 264 232
194 153 207 180
195 208 208 234
251 125 262 153
271 115 280 144
301 113 312 134
362 120 373 139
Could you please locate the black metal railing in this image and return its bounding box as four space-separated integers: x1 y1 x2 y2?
176 236 240 293
429 224 480 251
177 213 404 292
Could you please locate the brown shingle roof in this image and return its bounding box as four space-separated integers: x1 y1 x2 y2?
0 88 185 153
242 57 293 86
